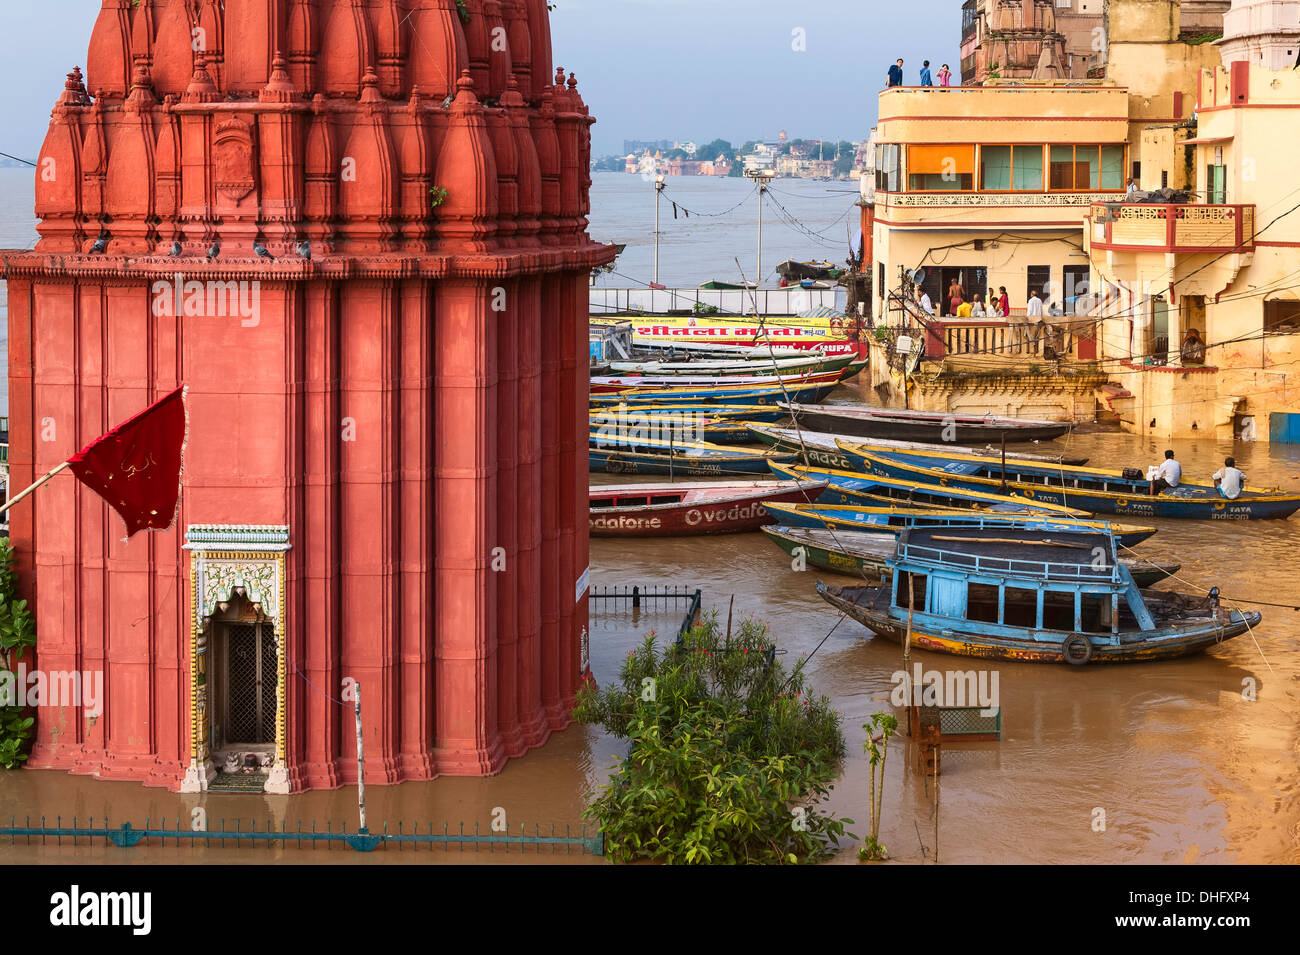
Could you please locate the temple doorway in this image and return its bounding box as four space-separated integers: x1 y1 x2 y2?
207 596 278 787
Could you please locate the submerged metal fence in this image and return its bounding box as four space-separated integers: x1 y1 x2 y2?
589 584 703 644
1 816 604 855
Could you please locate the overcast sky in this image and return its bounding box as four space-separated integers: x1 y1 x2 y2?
0 0 956 160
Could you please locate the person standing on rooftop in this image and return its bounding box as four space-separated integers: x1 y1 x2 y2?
888 59 904 88
937 64 952 87
920 61 933 86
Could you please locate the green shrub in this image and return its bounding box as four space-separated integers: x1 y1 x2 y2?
0 539 36 769
574 614 853 864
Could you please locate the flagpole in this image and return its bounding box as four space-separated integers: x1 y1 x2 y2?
0 462 70 517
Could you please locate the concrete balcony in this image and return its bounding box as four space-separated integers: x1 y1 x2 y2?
1089 202 1256 299
1089 203 1256 255
877 189 1124 228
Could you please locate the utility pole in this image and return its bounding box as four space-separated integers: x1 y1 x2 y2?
745 167 776 287
654 173 666 285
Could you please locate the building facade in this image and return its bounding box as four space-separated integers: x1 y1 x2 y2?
1 0 614 793
1089 59 1300 439
867 82 1129 342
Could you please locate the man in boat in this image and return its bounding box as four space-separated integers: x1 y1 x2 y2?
1150 449 1182 496
1213 457 1246 500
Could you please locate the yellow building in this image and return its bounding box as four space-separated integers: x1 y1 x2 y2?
868 81 1130 342
1088 59 1300 441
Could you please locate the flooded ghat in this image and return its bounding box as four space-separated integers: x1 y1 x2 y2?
3 424 1298 865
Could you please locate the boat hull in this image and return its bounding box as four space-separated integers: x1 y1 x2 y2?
762 526 1177 585
591 482 827 537
589 448 796 477
844 446 1300 521
763 502 1157 547
786 406 1070 443
745 425 1089 468
818 584 1258 663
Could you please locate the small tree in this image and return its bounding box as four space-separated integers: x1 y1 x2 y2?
859 711 899 862
575 613 853 864
0 540 37 769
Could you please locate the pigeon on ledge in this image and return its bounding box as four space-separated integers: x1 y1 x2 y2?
296 240 311 260
207 241 220 260
88 232 108 254
253 243 275 260
168 241 182 256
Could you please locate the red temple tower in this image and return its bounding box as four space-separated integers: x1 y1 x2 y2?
1 0 611 793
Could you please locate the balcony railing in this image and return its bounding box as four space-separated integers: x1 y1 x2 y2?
883 191 1123 208
1090 203 1257 254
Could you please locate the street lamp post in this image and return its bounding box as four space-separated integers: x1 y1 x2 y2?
745 167 776 288
654 173 666 285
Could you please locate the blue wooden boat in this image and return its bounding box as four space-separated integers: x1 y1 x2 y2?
839 442 1300 521
589 433 796 477
746 424 1090 467
590 404 789 445
817 527 1260 664
761 502 1157 546
767 462 1090 516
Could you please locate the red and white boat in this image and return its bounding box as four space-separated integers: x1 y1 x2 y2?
590 479 828 537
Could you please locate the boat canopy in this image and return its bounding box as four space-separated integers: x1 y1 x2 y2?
887 527 1157 633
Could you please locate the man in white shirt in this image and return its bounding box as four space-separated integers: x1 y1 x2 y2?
1150 449 1182 496
1213 457 1246 500
916 287 934 316
1023 291 1045 353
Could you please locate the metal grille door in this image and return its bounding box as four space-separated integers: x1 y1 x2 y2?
227 623 277 744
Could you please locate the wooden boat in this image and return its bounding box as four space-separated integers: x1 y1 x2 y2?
591 380 842 407
744 424 1089 469
782 403 1072 443
590 480 828 537
590 405 788 446
591 368 844 395
591 404 789 427
606 352 856 378
590 434 797 477
761 525 1180 587
817 527 1259 664
840 443 1300 521
767 462 1090 516
775 260 845 283
761 502 1157 547
630 342 816 361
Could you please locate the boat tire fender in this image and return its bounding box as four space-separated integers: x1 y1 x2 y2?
1062 634 1093 666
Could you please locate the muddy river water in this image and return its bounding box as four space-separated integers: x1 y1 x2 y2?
2 412 1297 865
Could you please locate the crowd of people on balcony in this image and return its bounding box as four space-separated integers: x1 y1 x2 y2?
912 281 1088 358
886 59 954 88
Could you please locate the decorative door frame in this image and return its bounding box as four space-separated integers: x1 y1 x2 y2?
181 525 291 793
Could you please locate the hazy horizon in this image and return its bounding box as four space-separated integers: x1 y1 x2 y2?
0 0 955 160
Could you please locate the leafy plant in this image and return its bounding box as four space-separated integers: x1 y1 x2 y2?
859 711 898 861
574 614 853 864
0 540 36 770
692 302 719 316
456 0 470 25
429 185 449 208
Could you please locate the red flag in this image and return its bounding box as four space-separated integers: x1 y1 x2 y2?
66 386 188 538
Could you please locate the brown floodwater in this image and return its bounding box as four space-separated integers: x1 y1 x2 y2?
3 395 1299 865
